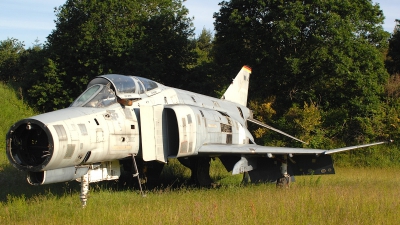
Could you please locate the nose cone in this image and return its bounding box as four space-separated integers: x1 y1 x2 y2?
6 119 54 172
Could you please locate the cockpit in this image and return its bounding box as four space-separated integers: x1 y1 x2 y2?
70 74 162 108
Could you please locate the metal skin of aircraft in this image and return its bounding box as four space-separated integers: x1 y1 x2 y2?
6 65 391 207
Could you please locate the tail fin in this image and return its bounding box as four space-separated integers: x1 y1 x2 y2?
221 65 252 106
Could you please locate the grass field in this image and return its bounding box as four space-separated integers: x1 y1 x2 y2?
1 163 399 225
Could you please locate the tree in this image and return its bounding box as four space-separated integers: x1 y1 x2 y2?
213 0 390 144
184 28 217 96
27 58 70 111
0 38 25 83
0 38 56 106
386 19 400 75
384 21 400 142
28 0 195 111
195 28 214 65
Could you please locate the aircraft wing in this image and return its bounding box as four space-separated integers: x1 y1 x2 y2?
198 141 390 155
323 141 392 154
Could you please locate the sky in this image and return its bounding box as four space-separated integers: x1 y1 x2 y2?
0 0 398 48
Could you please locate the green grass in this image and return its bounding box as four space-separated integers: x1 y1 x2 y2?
1 167 399 225
0 82 37 165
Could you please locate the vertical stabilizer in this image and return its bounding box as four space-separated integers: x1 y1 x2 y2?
221 65 252 106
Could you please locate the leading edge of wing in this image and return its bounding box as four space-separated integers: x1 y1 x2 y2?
323 140 392 154
198 144 326 155
198 141 392 155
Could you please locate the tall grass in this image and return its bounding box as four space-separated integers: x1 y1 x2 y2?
0 82 37 165
1 167 399 225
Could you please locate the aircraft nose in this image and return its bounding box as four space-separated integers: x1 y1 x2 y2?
6 119 53 172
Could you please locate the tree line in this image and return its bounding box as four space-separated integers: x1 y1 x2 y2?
1 0 400 151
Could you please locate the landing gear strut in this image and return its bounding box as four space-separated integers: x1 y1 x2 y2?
179 157 213 186
190 157 213 186
80 173 89 208
276 155 290 188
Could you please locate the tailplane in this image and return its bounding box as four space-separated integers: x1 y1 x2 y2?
221 65 252 106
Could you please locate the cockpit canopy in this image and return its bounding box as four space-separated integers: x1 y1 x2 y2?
70 74 162 108
70 83 117 108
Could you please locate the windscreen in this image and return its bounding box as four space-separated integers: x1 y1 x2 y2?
70 84 117 108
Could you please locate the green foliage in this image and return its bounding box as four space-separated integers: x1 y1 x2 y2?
385 101 400 140
263 101 335 149
383 75 400 142
214 0 390 143
333 145 400 168
184 28 218 96
27 59 72 111
283 102 333 149
249 98 276 138
0 38 25 82
194 28 214 65
0 83 37 165
386 19 400 75
22 0 196 111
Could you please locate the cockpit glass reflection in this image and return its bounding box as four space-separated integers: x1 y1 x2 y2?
104 75 136 94
136 77 158 92
70 84 117 108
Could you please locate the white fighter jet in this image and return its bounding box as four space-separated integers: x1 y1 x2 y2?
6 66 390 206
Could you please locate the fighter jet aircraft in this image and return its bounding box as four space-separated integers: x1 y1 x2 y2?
6 66 390 207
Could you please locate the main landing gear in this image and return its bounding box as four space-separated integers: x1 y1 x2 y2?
178 157 213 186
276 155 291 188
179 155 292 187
